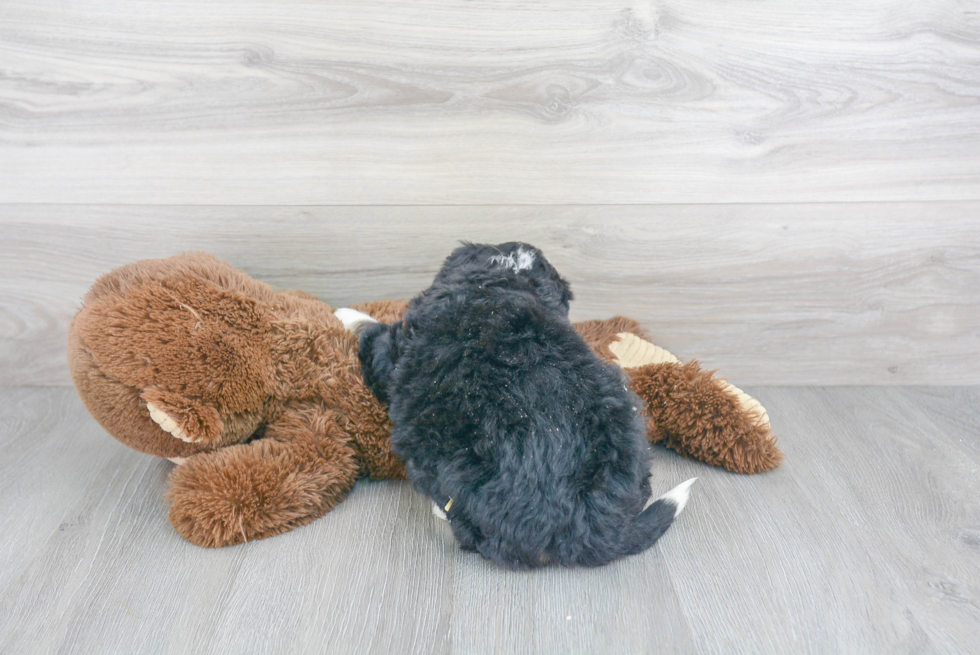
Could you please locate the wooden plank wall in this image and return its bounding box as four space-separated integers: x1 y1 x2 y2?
2 0 979 204
1 0 978 386
2 204 978 386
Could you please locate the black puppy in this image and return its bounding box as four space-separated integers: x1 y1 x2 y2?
352 242 694 568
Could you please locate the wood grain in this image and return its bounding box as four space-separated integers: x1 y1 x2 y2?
668 386 980 653
1 0 978 204
2 202 978 386
2 0 978 650
2 386 978 653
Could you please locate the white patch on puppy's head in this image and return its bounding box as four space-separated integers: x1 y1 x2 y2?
488 246 536 273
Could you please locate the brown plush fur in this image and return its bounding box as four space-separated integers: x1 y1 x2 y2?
630 361 784 474
574 316 651 363
555 317 782 473
68 253 782 548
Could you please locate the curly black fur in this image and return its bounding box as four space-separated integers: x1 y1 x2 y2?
359 242 687 568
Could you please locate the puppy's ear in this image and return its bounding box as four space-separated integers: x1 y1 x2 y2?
433 242 482 284
530 266 573 313
357 322 403 404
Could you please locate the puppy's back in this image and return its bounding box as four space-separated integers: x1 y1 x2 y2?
391 289 685 567
359 243 693 568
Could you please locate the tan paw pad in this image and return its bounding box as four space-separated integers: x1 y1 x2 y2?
610 332 680 369
612 332 771 429
721 381 771 429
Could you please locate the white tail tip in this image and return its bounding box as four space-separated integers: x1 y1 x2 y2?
657 477 697 518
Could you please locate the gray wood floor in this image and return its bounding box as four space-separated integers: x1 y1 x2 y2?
1 385 977 654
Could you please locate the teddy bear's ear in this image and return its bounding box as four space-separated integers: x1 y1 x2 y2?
141 387 224 444
68 322 215 459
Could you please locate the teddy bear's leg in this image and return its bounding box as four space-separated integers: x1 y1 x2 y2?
575 321 784 475
167 402 359 547
628 360 784 474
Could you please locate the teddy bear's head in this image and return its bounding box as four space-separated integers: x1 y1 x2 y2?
69 251 410 482
68 251 372 459
68 253 287 459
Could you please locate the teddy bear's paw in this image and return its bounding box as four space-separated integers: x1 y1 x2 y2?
147 401 195 442
720 380 771 428
333 307 379 333
167 435 359 547
717 424 784 475
610 332 679 369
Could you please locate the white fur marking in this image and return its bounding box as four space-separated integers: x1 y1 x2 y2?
334 308 379 332
431 502 448 521
488 247 536 273
659 477 697 517
644 477 697 516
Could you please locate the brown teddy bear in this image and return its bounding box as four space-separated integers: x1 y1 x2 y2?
68 252 782 548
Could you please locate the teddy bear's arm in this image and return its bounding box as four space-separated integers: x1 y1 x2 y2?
167 402 359 547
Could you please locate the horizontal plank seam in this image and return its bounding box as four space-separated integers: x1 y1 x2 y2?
2 199 980 210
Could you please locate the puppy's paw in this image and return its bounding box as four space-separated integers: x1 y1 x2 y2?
334 308 379 333
431 501 448 521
